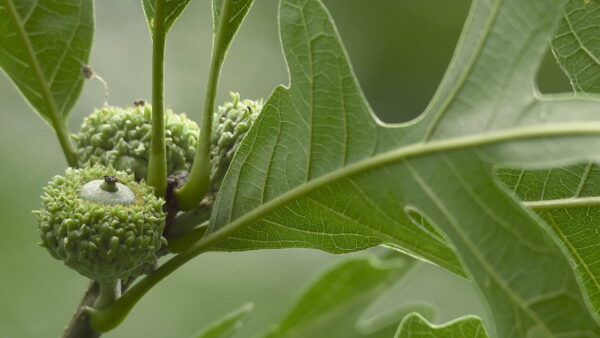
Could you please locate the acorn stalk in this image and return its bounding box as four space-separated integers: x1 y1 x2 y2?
95 279 121 309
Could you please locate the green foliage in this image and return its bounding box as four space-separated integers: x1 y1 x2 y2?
35 165 166 282
141 0 192 34
7 0 600 336
74 104 199 180
207 0 600 336
356 304 436 337
0 0 94 123
395 313 487 338
552 0 600 93
209 0 462 275
494 0 600 318
212 0 255 45
263 255 413 338
497 165 600 316
194 303 253 338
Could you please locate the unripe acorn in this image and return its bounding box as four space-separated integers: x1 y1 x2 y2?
35 165 166 283
74 103 199 181
210 92 263 194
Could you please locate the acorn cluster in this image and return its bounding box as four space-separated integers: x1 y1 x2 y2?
33 91 264 313
37 94 262 281
74 104 199 181
210 93 263 194
35 166 166 282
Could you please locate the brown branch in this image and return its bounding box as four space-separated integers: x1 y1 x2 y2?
62 281 100 338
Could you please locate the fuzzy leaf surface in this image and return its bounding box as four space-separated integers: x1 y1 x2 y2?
212 0 254 54
494 0 600 317
205 0 600 336
552 0 600 93
262 255 413 338
141 0 191 34
497 164 600 317
395 313 487 338
194 303 253 338
0 0 94 123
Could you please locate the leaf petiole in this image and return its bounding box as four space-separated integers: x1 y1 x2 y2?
174 0 234 210
147 0 168 197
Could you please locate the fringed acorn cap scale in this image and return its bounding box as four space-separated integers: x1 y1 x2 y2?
35 166 166 282
210 93 263 195
74 104 199 181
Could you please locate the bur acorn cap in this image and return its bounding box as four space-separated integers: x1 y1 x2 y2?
210 92 263 195
35 166 166 282
74 104 199 181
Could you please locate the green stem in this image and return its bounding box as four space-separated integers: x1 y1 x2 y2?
175 0 234 211
168 223 208 253
147 0 168 197
2 0 79 168
54 118 79 168
94 280 121 310
88 228 225 333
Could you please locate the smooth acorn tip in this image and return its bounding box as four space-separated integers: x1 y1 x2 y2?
100 175 119 192
79 176 135 206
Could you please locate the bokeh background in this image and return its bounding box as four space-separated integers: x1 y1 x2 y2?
0 1 572 337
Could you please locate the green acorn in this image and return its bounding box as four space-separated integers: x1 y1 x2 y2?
168 94 262 235
210 93 263 195
35 166 166 307
74 103 199 181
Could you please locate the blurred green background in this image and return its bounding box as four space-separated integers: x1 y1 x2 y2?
0 1 572 337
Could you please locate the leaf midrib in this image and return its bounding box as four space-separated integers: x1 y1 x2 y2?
206 121 600 253
1 0 63 125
